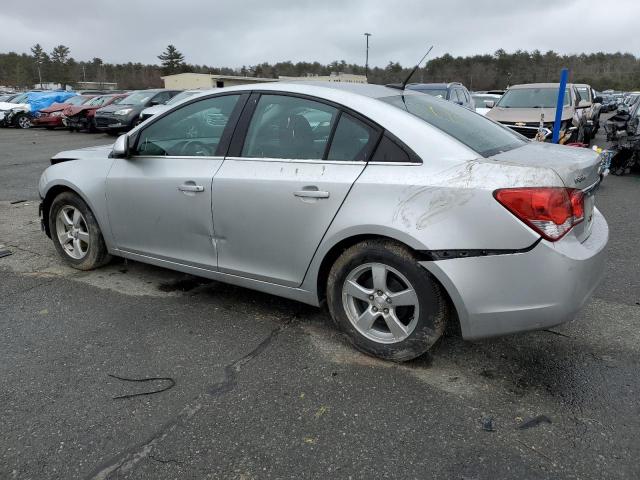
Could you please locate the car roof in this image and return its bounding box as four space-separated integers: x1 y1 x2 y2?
196 81 424 101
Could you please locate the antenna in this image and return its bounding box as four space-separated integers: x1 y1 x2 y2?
387 46 434 90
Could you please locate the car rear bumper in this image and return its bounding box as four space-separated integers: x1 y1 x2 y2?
421 208 608 340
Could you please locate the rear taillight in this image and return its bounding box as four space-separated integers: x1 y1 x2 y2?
493 187 585 241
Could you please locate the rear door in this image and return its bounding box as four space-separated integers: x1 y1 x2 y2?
212 93 380 287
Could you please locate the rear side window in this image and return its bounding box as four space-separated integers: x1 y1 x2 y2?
380 93 525 157
242 95 338 159
327 113 377 161
371 135 417 163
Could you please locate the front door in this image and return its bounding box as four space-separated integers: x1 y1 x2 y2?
106 94 243 269
213 93 380 287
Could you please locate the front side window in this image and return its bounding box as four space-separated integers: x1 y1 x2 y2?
242 95 338 159
381 93 525 157
327 113 377 161
134 94 240 157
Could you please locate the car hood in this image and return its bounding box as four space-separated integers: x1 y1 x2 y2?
140 104 169 116
489 141 601 189
0 102 29 112
50 144 114 164
487 106 573 123
64 104 98 116
40 102 71 113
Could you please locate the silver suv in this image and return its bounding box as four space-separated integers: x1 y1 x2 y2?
38 83 607 361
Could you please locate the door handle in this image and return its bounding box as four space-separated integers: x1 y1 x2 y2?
178 183 204 193
293 189 330 199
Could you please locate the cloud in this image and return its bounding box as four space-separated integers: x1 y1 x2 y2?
0 0 638 68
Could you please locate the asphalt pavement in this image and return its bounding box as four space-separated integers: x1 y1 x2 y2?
0 126 639 479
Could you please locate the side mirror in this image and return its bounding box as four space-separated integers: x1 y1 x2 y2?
594 96 603 104
577 100 591 109
485 100 495 108
111 134 129 158
149 99 161 106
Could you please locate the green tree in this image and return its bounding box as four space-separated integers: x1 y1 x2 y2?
30 43 48 85
50 44 71 85
158 45 185 75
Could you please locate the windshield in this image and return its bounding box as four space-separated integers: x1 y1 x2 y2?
11 93 28 103
67 96 89 106
110 96 126 105
409 88 448 99
380 93 525 157
497 87 571 108
472 95 500 107
167 91 199 105
120 91 153 105
87 96 108 106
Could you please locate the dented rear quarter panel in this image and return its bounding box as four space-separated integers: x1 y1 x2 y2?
302 155 561 295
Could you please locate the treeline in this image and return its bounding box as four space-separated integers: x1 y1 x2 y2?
1 46 639 91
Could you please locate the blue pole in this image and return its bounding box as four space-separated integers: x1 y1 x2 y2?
552 68 569 143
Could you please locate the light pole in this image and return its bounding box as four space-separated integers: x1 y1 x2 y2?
364 33 371 80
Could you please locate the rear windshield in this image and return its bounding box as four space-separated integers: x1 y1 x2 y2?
380 93 525 157
408 88 448 99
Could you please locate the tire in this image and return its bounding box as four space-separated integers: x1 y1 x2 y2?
326 239 448 362
14 113 31 129
49 191 112 270
88 118 97 133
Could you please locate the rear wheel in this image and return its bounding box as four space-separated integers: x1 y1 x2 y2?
49 191 111 270
327 239 448 362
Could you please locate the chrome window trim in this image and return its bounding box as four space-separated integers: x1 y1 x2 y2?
223 156 365 165
131 155 226 160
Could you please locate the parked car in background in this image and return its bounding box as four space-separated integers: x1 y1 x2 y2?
94 89 180 134
0 91 77 129
31 95 96 130
471 93 502 116
0 93 19 103
38 82 607 361
405 82 475 110
486 83 588 143
574 84 603 142
63 93 128 132
138 89 206 123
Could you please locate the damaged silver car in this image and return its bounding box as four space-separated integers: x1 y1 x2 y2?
38 82 608 361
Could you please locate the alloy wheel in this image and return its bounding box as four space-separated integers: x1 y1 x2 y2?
18 116 31 129
55 205 90 259
342 262 420 344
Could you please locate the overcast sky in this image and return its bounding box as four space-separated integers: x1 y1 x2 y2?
1 0 639 67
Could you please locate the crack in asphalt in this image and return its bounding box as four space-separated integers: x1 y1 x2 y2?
85 317 297 480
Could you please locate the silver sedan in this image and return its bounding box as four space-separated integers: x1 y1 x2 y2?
38 82 608 361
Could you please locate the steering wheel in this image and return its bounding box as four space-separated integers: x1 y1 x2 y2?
178 140 214 156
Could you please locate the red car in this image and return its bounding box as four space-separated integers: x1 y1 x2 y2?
63 93 128 132
31 95 96 129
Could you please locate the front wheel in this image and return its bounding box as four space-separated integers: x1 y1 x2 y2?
49 191 112 270
14 113 31 129
327 240 448 362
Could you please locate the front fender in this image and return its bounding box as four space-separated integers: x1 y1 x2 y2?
39 157 116 250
